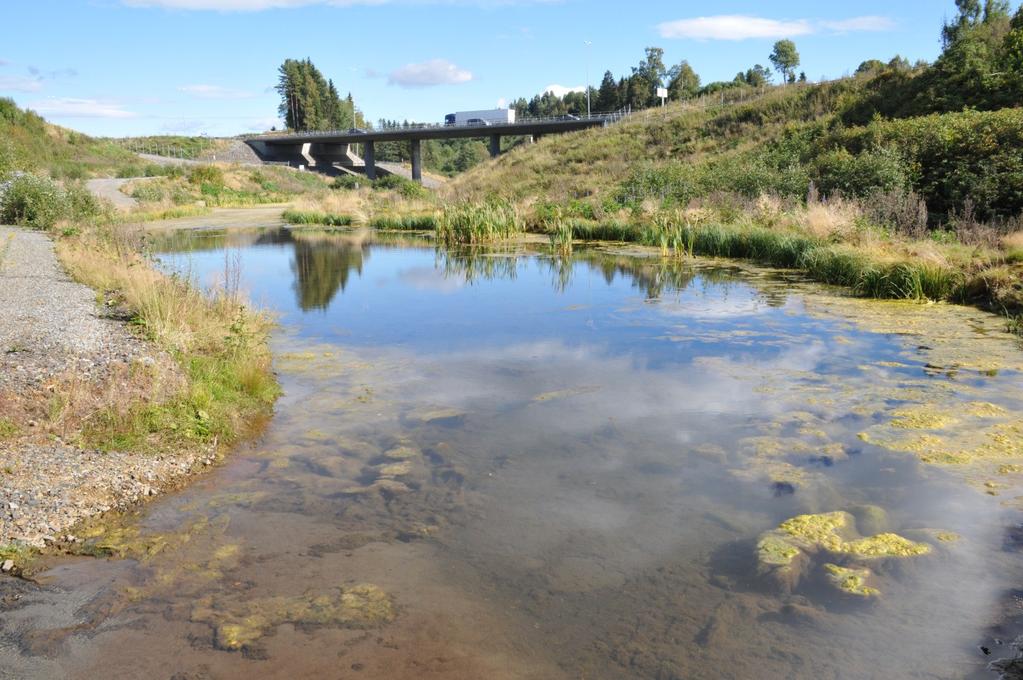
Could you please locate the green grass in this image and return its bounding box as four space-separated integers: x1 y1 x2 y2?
0 417 18 439
369 214 438 231
437 201 519 245
527 214 973 304
282 209 354 227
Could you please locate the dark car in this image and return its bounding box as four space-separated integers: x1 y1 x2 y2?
465 118 491 126
347 127 367 134
558 114 580 121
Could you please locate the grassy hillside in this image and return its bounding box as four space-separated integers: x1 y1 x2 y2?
0 97 138 180
444 78 1023 225
437 76 1023 316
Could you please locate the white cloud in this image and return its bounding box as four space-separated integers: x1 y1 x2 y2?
657 15 812 40
657 14 894 41
28 98 136 119
122 0 551 10
820 16 896 33
161 119 207 133
543 83 584 97
388 59 472 88
245 116 283 132
179 84 254 99
0 75 43 93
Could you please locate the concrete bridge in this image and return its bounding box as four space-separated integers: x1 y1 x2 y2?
244 112 625 183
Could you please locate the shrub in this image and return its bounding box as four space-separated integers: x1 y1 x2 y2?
373 173 426 199
813 147 909 197
0 173 67 229
333 174 368 190
188 165 225 188
131 182 165 203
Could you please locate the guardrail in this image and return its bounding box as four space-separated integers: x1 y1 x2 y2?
245 108 632 140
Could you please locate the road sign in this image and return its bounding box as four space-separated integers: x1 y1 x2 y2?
657 86 668 107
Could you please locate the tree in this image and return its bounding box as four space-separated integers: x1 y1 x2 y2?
735 64 771 87
769 40 800 83
628 47 668 108
594 71 620 111
275 58 352 131
856 59 886 75
666 60 700 100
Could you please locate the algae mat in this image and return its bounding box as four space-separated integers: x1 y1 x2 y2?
2 231 1022 679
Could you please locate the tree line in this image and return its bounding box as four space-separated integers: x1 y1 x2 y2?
507 41 805 118
275 58 365 131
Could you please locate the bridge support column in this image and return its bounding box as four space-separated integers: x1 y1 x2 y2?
410 138 422 183
364 140 376 180
489 134 501 158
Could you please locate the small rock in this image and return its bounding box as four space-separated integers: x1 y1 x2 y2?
1 560 14 572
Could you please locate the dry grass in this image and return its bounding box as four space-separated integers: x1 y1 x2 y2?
53 222 279 453
796 199 862 240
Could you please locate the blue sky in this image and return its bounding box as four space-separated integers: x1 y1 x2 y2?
0 0 968 137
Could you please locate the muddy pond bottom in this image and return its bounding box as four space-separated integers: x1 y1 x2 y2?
3 227 1023 680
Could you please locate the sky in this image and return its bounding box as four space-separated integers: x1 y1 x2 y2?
0 0 968 137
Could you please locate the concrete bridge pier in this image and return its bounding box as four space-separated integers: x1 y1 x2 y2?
489 134 501 158
364 140 376 180
410 138 422 183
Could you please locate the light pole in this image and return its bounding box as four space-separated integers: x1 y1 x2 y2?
584 40 592 117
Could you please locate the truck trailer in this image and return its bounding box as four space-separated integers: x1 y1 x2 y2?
443 108 516 126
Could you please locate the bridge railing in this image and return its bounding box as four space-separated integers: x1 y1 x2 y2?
245 108 631 140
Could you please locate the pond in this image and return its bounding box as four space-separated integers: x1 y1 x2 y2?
3 225 1023 679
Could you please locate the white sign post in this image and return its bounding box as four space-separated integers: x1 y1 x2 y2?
656 87 668 107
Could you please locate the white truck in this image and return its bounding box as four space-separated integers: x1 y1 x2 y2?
444 108 516 126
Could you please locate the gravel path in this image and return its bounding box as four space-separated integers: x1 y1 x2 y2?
0 226 210 550
84 178 140 211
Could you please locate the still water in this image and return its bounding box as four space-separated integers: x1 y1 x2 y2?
3 226 1023 679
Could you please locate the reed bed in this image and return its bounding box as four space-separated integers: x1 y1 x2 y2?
369 214 438 231
282 209 354 227
436 201 519 245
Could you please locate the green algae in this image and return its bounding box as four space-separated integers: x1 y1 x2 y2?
190 583 395 651
757 534 800 567
778 512 850 552
757 511 935 597
843 533 931 558
823 563 880 597
889 406 958 430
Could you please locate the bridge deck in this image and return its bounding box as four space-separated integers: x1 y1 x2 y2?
248 114 616 146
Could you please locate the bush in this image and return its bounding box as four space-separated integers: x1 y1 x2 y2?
0 173 67 229
813 147 909 197
131 182 165 203
188 165 225 188
333 174 368 190
0 174 103 229
373 173 426 199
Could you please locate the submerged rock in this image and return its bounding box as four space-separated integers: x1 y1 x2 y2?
850 504 889 536
755 510 933 596
191 583 395 652
822 563 879 597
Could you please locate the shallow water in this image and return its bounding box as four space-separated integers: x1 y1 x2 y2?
3 227 1023 679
